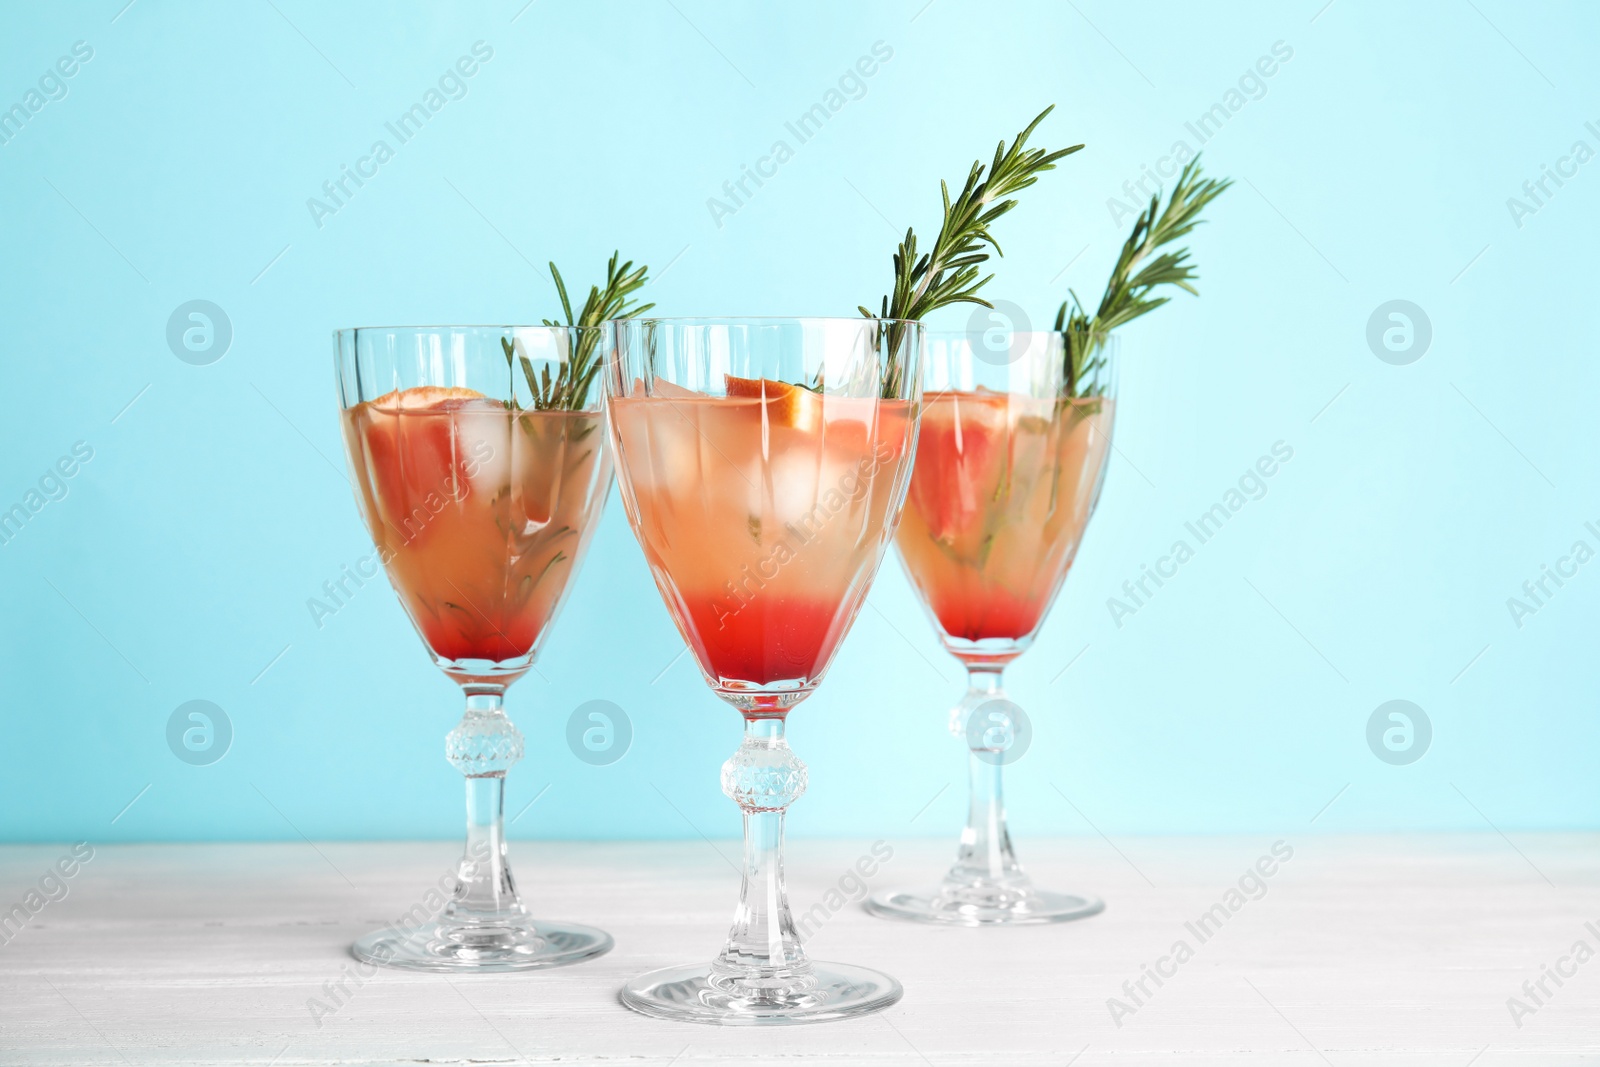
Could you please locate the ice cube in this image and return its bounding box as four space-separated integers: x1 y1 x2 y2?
452 401 513 497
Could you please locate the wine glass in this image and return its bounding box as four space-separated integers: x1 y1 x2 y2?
334 325 615 970
865 329 1117 925
605 317 923 1024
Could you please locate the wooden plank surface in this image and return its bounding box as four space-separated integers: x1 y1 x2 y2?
1 835 1596 1065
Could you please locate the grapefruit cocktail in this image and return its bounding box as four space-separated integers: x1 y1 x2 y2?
867 330 1116 927
607 317 921 1025
341 388 605 673
898 387 1113 658
609 377 911 699
334 325 614 972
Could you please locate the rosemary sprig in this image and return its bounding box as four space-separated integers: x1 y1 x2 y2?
861 106 1083 396
1056 156 1230 396
501 251 654 411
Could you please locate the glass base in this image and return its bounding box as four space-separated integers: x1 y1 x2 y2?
865 884 1104 926
352 917 612 973
620 961 903 1025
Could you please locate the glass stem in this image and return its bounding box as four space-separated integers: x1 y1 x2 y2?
714 716 810 988
443 688 527 925
950 667 1025 889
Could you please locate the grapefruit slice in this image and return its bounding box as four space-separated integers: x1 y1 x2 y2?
358 387 490 539
724 375 822 433
368 386 486 410
905 389 1011 546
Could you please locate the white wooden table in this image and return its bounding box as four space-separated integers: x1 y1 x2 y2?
1 835 1596 1065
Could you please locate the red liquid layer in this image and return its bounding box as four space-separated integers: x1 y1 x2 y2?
930 585 1046 644
683 593 846 685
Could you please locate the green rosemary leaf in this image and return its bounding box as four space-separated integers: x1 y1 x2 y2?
519 251 654 411
1057 154 1231 397
861 106 1084 397
550 262 575 326
518 353 539 397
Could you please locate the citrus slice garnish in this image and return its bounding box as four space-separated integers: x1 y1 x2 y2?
368 385 486 410
724 375 822 432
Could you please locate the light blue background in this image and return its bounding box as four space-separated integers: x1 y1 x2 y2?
2 0 1595 844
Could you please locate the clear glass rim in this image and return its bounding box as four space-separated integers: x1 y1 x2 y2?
923 329 1120 345
612 316 923 327
333 324 600 338
336 320 928 335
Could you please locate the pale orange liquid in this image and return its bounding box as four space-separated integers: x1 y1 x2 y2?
341 393 609 667
610 392 913 688
896 389 1114 648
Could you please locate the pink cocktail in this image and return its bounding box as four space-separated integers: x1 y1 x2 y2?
868 330 1117 926
335 326 613 972
606 318 922 1025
